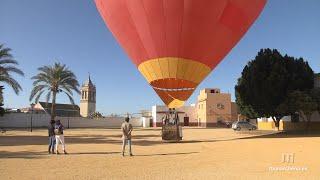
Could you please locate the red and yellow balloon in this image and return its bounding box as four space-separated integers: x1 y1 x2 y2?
95 0 267 108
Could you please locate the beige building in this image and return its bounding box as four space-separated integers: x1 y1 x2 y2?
80 76 96 117
197 88 238 127
149 88 238 127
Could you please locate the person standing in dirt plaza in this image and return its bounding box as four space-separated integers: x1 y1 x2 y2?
48 120 56 154
121 117 133 156
54 120 67 154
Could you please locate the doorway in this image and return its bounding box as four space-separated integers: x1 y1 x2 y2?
184 117 189 126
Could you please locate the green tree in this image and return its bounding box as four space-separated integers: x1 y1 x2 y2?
310 88 320 112
30 63 80 121
0 44 24 101
235 49 314 130
235 91 258 119
282 91 317 130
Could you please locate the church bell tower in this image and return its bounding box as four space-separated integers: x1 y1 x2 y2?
80 75 96 117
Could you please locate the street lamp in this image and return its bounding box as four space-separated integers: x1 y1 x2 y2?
30 103 35 132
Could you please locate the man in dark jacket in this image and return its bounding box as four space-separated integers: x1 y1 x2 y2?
48 120 56 154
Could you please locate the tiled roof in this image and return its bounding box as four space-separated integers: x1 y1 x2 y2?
38 102 80 117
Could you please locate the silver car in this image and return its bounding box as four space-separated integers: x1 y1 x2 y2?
232 121 257 131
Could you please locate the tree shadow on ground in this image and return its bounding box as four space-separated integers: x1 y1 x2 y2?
178 131 320 144
68 151 121 155
0 150 199 159
0 134 161 146
0 150 123 159
238 130 320 139
0 150 48 159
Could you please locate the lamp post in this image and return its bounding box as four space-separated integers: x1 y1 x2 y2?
30 103 35 132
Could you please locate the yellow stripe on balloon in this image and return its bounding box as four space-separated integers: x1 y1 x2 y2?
138 57 211 84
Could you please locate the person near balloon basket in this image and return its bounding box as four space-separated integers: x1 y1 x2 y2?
48 120 56 154
54 120 67 154
121 117 133 157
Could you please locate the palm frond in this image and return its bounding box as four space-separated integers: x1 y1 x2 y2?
29 85 48 101
30 62 80 106
0 59 18 65
45 91 51 103
2 66 24 76
0 75 22 94
34 90 46 103
62 90 75 105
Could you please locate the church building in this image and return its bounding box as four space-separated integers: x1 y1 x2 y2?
80 75 96 117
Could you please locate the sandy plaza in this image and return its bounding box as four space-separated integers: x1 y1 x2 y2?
1 0 320 179
0 128 319 180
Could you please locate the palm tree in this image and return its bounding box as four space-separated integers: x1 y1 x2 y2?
0 44 24 99
30 63 80 121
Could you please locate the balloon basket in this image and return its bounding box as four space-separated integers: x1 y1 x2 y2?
161 109 183 142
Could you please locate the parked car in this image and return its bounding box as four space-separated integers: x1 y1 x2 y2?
232 121 257 131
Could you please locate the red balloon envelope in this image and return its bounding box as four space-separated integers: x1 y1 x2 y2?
95 0 267 108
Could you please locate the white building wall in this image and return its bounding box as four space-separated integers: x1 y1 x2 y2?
141 117 150 128
0 113 142 128
151 105 197 124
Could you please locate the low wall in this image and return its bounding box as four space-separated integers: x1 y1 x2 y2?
258 121 277 130
282 121 320 131
0 113 142 128
258 121 320 131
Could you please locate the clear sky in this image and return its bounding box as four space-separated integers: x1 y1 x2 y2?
1 0 319 115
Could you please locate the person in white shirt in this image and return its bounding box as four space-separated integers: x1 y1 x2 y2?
54 120 67 154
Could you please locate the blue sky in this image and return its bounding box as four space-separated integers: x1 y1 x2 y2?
1 0 319 115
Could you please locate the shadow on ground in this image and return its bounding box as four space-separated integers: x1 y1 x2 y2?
0 150 199 159
1 130 320 147
134 152 199 157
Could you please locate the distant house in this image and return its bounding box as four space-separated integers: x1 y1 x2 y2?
33 102 80 117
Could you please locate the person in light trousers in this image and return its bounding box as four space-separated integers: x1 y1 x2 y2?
54 120 67 154
121 117 133 156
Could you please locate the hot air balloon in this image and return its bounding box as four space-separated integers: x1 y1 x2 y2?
95 0 266 109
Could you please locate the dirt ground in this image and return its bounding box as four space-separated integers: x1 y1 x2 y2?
0 127 319 180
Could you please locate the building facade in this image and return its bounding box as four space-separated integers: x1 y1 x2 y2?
33 102 80 117
80 76 96 117
197 88 238 127
149 88 238 127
